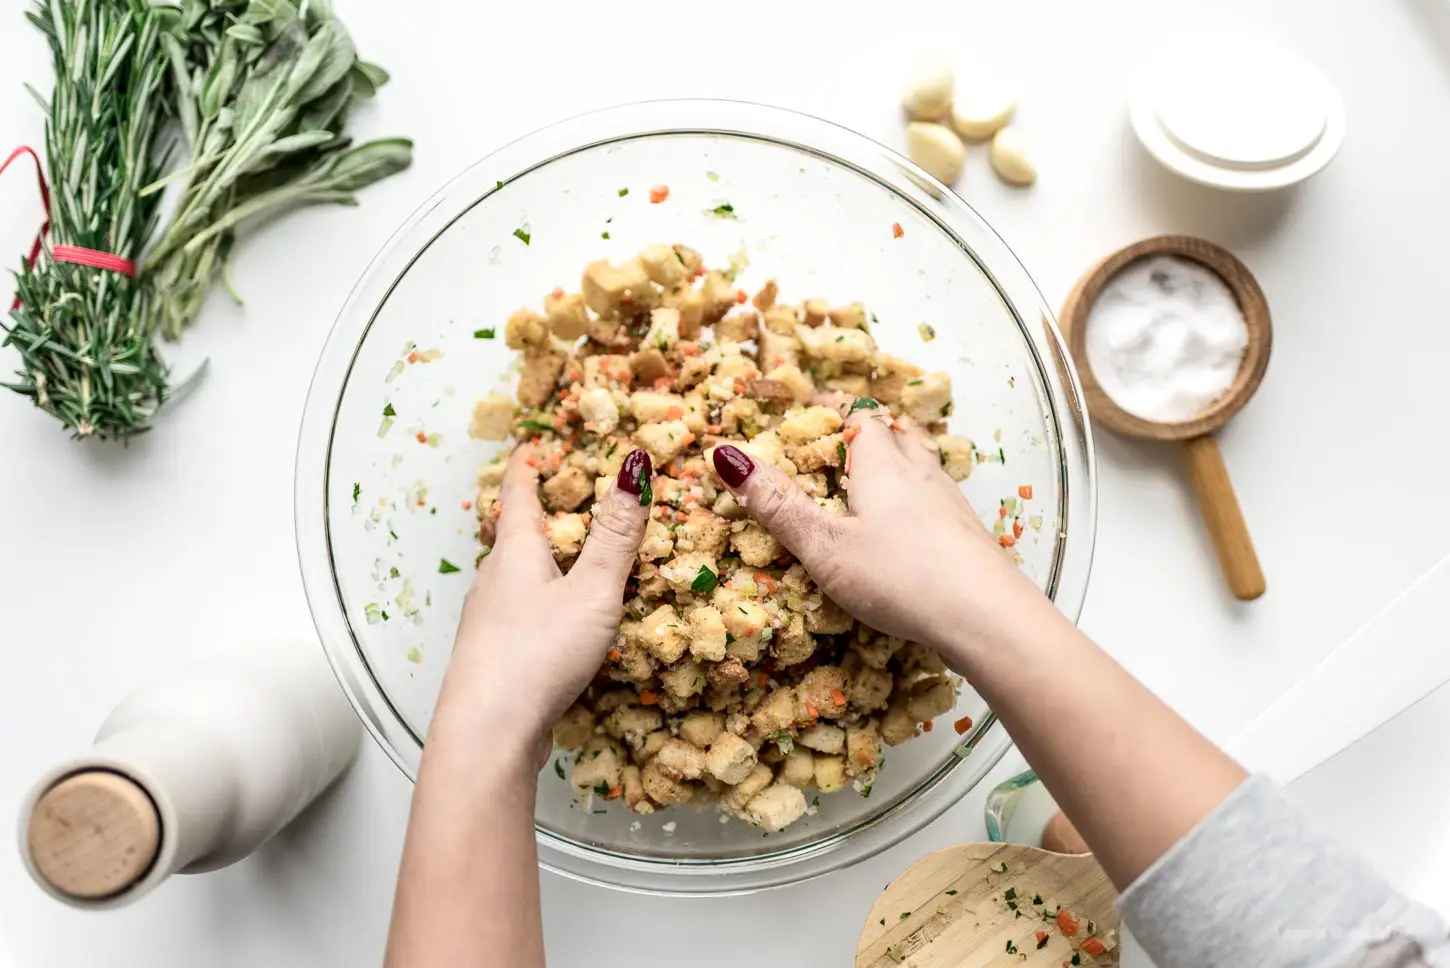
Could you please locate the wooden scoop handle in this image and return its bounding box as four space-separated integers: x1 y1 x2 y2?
1183 435 1265 601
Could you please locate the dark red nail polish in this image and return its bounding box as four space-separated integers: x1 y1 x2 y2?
617 449 653 499
713 444 755 488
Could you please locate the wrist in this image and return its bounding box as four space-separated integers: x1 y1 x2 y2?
424 699 549 784
928 559 1068 673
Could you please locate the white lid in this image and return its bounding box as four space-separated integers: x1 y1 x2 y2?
1130 34 1345 191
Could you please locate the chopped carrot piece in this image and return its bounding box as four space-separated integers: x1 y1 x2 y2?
524 454 541 468
679 432 696 447
675 511 688 523
805 701 819 720
581 512 591 526
639 690 659 706
1081 937 1106 957
665 406 684 421
755 572 777 596
1018 484 1033 500
415 431 428 443
606 785 621 799
606 647 622 662
654 377 673 391
953 715 974 734
649 184 670 203
680 342 701 356
1056 909 1080 937
1035 930 1048 945
460 499 472 510
735 289 748 304
892 222 904 239
407 352 419 363
855 748 874 764
706 424 722 435
843 425 860 443
998 504 1007 519
550 287 565 299
1013 520 1023 539
829 688 846 706
999 534 1016 548
922 719 933 732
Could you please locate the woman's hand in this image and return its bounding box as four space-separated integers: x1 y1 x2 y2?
429 446 652 766
709 407 1028 657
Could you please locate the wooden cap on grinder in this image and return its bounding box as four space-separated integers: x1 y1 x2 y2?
26 770 161 900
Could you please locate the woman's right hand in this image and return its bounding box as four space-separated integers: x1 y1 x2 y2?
708 407 1035 659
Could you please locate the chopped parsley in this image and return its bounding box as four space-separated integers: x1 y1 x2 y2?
725 632 736 644
999 447 1007 464
879 919 885 927
870 312 880 325
554 760 566 780
1005 888 1017 901
849 397 880 412
1086 921 1096 935
438 559 461 574
601 231 610 240
773 730 794 754
495 180 504 189
380 610 389 621
691 564 719 594
516 419 556 433
994 862 1009 873
351 482 360 502
707 203 737 219
473 328 496 339
674 248 686 265
837 440 847 465
512 227 531 245
1037 935 1050 950
1033 894 1044 906
618 187 629 197
593 780 610 797
940 401 953 418
388 529 399 541
899 912 910 921
383 403 396 417
637 466 652 506
1006 941 1018 955
945 889 958 896
1071 955 1081 966
907 378 924 386
834 334 845 342
738 606 748 615
811 795 820 808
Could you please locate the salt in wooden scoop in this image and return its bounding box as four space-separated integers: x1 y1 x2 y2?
1061 235 1270 601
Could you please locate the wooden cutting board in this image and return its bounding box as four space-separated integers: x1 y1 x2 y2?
857 843 1119 967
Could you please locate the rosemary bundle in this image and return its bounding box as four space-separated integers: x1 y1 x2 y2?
3 0 172 438
2 0 412 441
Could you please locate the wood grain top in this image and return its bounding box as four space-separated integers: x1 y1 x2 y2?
26 770 161 900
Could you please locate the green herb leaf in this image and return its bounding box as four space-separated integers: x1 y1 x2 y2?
554 759 566 780
352 482 361 502
899 912 910 921
1006 941 1018 955
438 559 461 574
601 231 611 240
618 187 629 197
691 565 719 594
945 889 958 896
1033 895 1044 905
1037 935 1049 950
837 440 848 465
593 780 610 797
383 403 396 417
496 180 505 189
1005 888 1017 901
999 447 1007 464
995 862 1009 873
513 227 531 245
849 397 880 412
474 328 496 339
708 203 737 219
940 401 953 418
638 466 653 506
516 419 556 433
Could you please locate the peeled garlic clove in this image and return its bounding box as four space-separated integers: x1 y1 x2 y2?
951 88 1017 142
901 52 954 121
989 126 1037 186
906 122 967 185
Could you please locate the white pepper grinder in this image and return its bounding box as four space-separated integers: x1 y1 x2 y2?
18 640 361 909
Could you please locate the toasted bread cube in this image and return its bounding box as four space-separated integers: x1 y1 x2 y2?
543 466 593 512
881 702 919 746
751 685 801 734
518 344 568 408
639 243 690 287
813 754 848 792
641 604 689 663
603 704 663 742
730 523 783 568
643 307 681 352
764 363 814 403
629 391 687 423
545 512 587 558
659 656 707 699
744 783 807 829
779 405 844 445
805 596 853 634
544 290 590 340
699 269 736 323
798 665 849 718
846 722 882 777
687 605 728 662
571 737 623 797
714 309 760 343
468 393 514 441
641 758 694 805
552 704 596 750
871 354 926 407
758 327 801 371
937 435 975 481
789 433 846 472
505 308 549 349
823 374 871 397
582 258 656 317
724 599 770 659
772 615 814 668
829 302 869 331
654 738 706 780
780 747 816 788
799 325 875 363
674 509 731 557
848 665 893 711
721 764 775 814
635 419 691 464
578 386 621 436
705 732 759 785
679 710 725 748
901 371 953 425
639 518 675 562
797 723 846 754
620 764 653 813
753 280 779 312
629 347 671 384
906 677 956 721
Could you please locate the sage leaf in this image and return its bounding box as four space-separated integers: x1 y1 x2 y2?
225 23 265 46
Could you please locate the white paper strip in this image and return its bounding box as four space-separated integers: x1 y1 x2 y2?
1229 552 1450 783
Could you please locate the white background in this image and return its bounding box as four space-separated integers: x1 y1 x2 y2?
3 0 1450 964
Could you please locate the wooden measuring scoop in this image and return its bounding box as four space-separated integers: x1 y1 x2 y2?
857 842 1120 967
1061 235 1271 601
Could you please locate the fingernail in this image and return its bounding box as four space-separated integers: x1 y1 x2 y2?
617 449 653 498
713 444 755 488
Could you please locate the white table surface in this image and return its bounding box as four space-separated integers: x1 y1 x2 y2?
4 0 1450 964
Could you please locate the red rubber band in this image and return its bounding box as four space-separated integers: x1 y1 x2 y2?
3 144 134 312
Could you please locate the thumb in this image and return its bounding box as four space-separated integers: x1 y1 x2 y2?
710 443 845 563
570 448 652 589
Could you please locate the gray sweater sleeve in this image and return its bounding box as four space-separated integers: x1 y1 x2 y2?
1118 775 1450 968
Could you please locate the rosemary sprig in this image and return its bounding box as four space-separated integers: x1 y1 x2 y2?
2 0 171 440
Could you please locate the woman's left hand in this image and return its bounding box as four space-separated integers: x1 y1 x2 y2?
429 446 653 767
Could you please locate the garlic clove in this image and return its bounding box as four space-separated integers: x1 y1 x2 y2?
901 52 955 121
906 122 967 186
989 126 1037 186
950 88 1017 142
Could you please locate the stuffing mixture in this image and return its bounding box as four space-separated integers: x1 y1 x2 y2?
470 243 978 830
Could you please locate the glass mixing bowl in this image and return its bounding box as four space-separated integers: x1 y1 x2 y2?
295 100 1095 894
